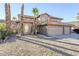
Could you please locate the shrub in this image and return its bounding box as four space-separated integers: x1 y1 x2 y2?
0 30 7 40
0 23 8 40
0 23 6 30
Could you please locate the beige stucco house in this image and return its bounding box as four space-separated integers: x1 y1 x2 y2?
17 13 73 36
0 13 73 36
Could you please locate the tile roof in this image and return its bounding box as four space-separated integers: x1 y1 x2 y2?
37 13 63 20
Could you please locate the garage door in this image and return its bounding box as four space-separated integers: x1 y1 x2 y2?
47 26 63 36
23 23 32 34
64 26 70 34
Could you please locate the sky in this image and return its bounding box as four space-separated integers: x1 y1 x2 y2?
0 3 79 22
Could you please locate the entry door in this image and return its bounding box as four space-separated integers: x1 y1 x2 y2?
23 23 32 34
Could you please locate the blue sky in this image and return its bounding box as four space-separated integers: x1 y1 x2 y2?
0 3 79 22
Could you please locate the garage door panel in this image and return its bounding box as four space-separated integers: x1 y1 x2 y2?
64 27 70 34
47 26 63 36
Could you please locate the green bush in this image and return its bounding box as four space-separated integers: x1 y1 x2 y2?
0 30 7 40
12 29 17 34
0 23 8 40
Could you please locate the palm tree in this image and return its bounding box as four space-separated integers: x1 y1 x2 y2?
32 8 39 35
5 3 11 31
32 8 39 17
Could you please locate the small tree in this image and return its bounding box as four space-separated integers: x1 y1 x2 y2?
0 24 8 40
12 17 17 21
76 13 79 20
12 17 17 34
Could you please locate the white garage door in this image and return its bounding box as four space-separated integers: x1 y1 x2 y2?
64 26 70 34
47 26 63 36
23 23 32 34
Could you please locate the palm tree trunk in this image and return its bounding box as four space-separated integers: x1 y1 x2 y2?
32 17 35 35
20 3 24 35
31 23 34 35
32 17 37 35
35 17 38 35
5 3 11 31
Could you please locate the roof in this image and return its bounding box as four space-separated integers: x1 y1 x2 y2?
68 21 79 25
37 13 63 20
0 19 20 23
23 15 35 19
18 14 35 19
18 14 35 23
68 21 79 29
39 21 74 26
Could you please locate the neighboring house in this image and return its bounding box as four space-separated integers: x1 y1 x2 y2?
0 19 5 23
18 13 73 36
68 21 79 29
67 21 79 33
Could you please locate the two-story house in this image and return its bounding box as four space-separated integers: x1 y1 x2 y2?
18 13 73 36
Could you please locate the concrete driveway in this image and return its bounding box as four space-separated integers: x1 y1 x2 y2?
0 33 79 56
18 33 79 56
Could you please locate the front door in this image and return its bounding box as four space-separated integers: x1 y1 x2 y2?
23 23 32 34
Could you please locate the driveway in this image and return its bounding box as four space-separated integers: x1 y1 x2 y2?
18 33 79 56
0 33 79 56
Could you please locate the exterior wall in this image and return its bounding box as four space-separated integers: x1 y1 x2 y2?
64 26 71 34
37 14 48 25
46 26 63 36
23 23 32 34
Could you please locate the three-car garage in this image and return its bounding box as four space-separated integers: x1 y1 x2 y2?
38 24 72 37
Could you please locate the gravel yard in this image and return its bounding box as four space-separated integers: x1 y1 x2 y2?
0 33 79 56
